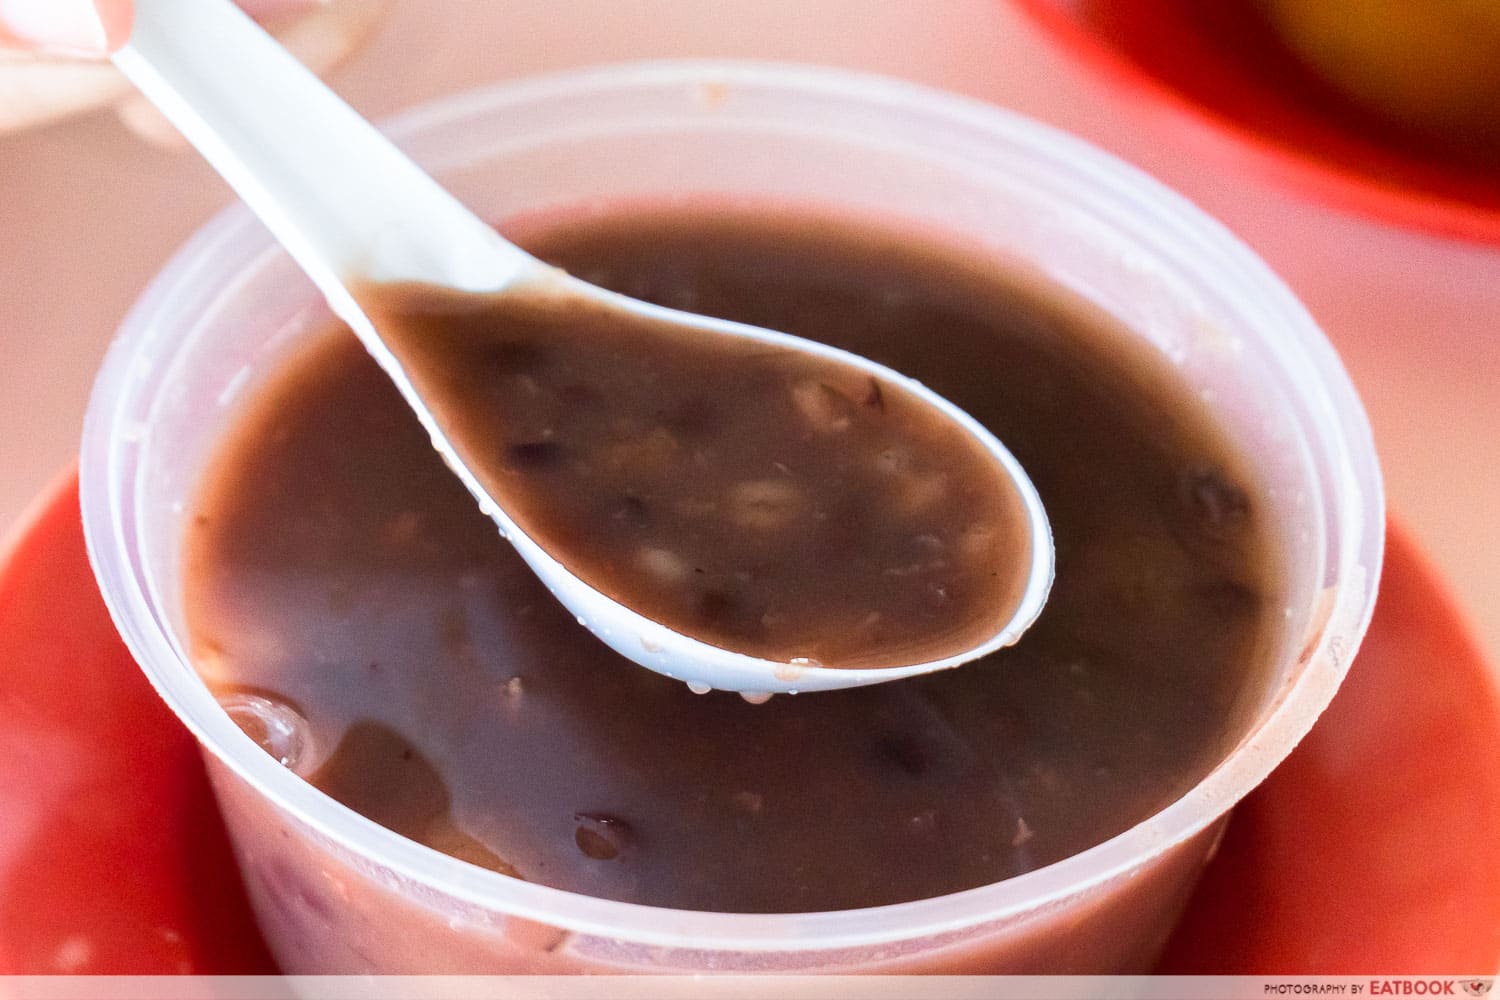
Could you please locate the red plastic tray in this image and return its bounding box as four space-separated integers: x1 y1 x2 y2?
2 471 1498 973
1014 0 1500 246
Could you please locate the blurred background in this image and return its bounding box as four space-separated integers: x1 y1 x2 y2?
2 0 1498 671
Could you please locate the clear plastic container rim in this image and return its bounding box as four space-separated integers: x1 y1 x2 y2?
80 59 1385 952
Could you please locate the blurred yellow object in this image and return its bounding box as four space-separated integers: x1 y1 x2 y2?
1261 0 1500 159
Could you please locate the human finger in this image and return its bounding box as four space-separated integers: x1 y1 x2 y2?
0 0 131 58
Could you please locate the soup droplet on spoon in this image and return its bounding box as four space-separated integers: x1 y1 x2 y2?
111 0 1053 693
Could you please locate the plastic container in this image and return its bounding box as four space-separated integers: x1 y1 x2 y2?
80 61 1384 973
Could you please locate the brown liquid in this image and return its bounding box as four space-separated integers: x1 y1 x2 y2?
359 281 1032 669
184 207 1282 913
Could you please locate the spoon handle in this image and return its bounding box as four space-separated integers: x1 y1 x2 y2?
113 0 540 321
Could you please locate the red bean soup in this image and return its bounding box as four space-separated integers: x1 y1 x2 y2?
183 206 1283 913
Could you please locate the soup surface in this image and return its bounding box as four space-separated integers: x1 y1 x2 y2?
359 276 1034 670
184 206 1282 913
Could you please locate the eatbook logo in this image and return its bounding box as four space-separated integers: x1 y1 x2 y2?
1461 982 1494 997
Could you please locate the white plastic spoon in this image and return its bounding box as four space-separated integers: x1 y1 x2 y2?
112 0 1053 694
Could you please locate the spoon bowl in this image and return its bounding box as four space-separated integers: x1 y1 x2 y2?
111 0 1052 693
